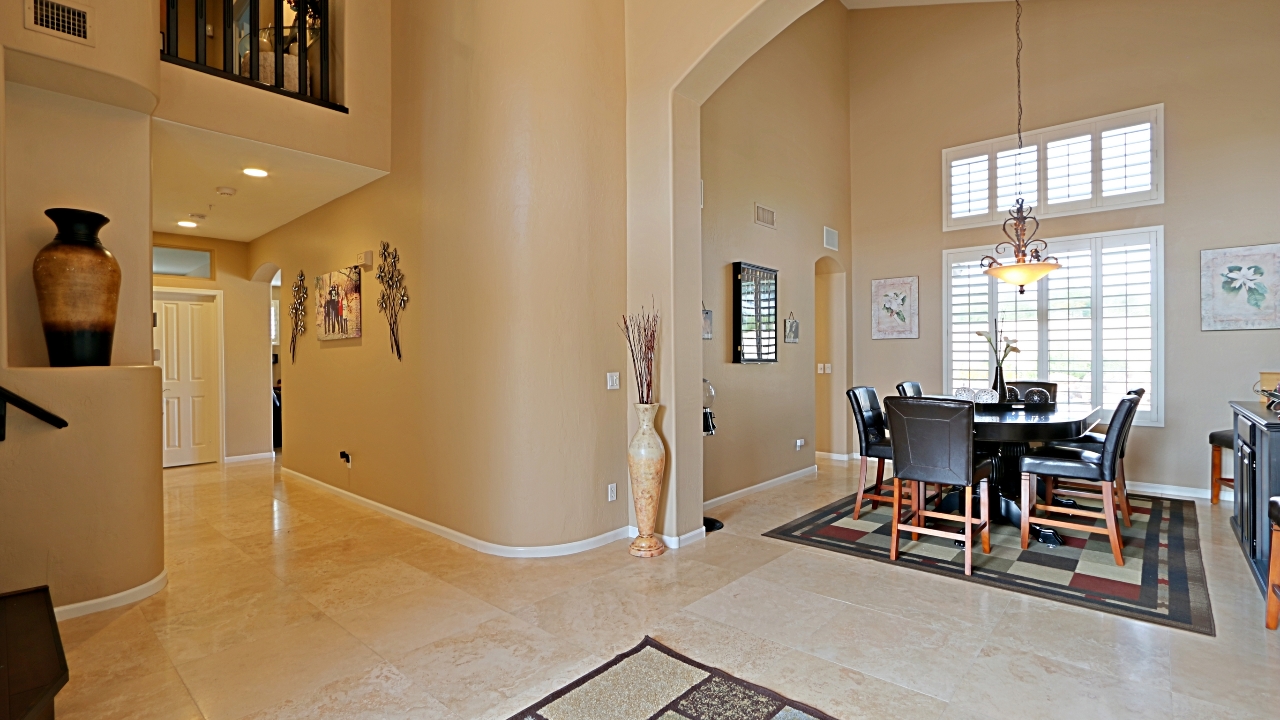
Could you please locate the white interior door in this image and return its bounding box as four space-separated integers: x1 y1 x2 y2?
154 293 221 467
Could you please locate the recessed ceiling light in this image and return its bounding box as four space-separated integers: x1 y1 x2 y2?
243 168 268 178
178 221 198 228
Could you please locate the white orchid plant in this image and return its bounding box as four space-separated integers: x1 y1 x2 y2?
976 317 1019 368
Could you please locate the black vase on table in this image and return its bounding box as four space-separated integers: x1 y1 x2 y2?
991 365 1008 403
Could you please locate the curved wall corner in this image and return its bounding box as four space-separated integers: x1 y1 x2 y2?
1 0 160 113
0 366 165 609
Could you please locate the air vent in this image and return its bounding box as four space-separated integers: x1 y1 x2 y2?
754 203 776 229
24 0 94 46
824 226 839 251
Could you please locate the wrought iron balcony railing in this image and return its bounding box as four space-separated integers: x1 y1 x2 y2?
160 0 345 113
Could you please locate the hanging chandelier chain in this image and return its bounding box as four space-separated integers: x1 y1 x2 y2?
1016 0 1023 149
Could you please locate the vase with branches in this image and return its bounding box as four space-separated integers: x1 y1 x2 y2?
620 305 665 557
976 315 1020 401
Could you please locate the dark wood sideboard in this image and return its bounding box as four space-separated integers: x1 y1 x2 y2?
1231 401 1280 596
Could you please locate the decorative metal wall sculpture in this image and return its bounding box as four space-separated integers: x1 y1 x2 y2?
288 270 308 363
376 241 409 360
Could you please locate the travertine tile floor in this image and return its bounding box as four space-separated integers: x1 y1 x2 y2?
56 459 1278 720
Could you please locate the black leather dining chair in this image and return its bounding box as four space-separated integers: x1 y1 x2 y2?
1007 381 1058 402
847 387 895 521
896 381 924 397
883 396 991 576
1045 388 1145 526
1019 394 1142 566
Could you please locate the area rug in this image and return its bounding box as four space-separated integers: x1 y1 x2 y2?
764 490 1215 636
508 636 838 720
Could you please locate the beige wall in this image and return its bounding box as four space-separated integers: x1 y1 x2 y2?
248 0 629 548
848 0 1280 491
153 232 274 458
700 0 851 502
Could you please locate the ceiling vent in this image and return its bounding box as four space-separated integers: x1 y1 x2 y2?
24 0 95 46
824 226 839 251
754 203 776 230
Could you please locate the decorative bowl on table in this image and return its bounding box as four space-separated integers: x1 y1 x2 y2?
954 387 976 401
1024 388 1052 404
974 389 1000 404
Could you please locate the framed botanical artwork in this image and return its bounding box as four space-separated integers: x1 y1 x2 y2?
315 266 362 340
872 276 919 339
1201 244 1279 331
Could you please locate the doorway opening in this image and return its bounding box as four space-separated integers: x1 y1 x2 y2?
153 288 225 467
814 257 848 460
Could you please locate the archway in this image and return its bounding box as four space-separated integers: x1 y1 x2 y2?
815 256 849 459
626 0 824 543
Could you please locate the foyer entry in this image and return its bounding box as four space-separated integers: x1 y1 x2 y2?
153 289 224 467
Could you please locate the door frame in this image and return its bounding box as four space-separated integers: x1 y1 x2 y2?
153 286 227 463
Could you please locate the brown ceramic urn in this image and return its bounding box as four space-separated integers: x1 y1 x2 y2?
32 208 121 366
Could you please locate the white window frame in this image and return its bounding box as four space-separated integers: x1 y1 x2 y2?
942 226 1165 427
942 105 1164 231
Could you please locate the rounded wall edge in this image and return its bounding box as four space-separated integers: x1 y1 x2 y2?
0 365 164 608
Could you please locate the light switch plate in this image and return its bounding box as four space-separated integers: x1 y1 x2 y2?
795 439 806 450
817 364 824 374
606 372 620 390
608 483 617 502
825 364 832 374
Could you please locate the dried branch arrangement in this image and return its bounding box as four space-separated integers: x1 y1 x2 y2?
375 241 409 360
288 270 308 364
620 305 660 405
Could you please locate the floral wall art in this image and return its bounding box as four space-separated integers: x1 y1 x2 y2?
871 276 919 339
1201 244 1279 331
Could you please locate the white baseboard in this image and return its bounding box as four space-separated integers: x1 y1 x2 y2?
282 468 632 558
1127 481 1211 501
703 464 818 511
815 452 853 461
627 524 706 549
224 452 276 463
54 570 168 621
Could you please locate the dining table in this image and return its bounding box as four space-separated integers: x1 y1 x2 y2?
932 400 1104 544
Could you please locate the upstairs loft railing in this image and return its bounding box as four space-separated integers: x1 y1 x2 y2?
0 384 69 442
160 0 346 113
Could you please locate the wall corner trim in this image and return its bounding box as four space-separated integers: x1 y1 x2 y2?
815 452 853 462
1125 482 1211 501
280 468 631 558
703 465 819 511
224 452 277 463
54 570 168 621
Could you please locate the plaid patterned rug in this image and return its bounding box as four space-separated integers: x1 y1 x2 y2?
509 637 837 720
764 490 1215 636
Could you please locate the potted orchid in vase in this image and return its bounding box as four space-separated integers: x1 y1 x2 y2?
976 317 1019 402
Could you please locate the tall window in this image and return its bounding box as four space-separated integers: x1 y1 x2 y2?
943 105 1163 230
943 227 1164 426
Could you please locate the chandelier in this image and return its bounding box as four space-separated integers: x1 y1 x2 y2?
980 0 1058 294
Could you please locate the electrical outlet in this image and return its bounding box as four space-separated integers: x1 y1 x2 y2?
606 372 620 390
817 364 824 374
795 439 805 450
608 483 617 502
825 364 832 374
339 451 351 468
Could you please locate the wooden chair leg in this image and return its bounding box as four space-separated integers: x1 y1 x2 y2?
963 485 974 576
980 478 991 554
1211 445 1223 505
1116 459 1133 528
1020 473 1032 550
911 480 923 541
1102 481 1124 566
871 459 886 510
853 456 869 520
889 477 902 562
1267 526 1280 630
1044 476 1055 507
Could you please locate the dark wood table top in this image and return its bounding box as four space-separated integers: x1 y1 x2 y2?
973 403 1103 443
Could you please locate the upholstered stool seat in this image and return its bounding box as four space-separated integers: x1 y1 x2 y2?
1211 429 1235 504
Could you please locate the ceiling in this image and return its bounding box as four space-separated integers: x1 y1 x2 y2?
840 0 1002 8
152 119 387 242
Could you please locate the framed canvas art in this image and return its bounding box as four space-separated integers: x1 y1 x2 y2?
1201 244 1279 331
315 266 362 340
872 276 919 339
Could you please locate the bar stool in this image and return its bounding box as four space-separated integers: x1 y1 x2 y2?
1020 394 1142 566
883 396 991 576
896 381 924 397
1267 497 1279 630
1210 429 1235 504
847 387 895 520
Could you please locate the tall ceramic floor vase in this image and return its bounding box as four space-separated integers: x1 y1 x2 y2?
628 403 668 558
32 209 120 366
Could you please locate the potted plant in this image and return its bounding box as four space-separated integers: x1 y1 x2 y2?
976 317 1020 401
621 305 665 557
